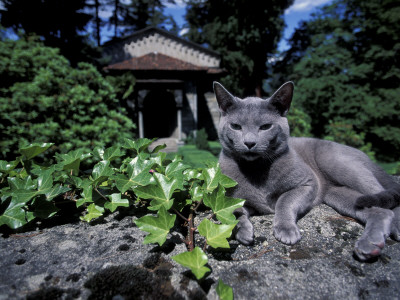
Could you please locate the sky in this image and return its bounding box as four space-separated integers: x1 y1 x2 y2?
163 0 333 52
0 0 333 51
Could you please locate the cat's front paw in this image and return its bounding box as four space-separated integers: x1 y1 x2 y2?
235 215 254 245
273 223 301 245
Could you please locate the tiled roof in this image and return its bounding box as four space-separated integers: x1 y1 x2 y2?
105 52 222 73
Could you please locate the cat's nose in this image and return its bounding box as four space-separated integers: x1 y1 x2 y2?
244 141 256 149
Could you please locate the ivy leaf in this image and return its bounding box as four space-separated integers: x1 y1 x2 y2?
33 196 59 219
91 160 113 186
8 176 36 191
216 279 234 300
103 145 124 161
165 157 189 190
0 159 19 174
134 206 176 246
151 143 167 154
134 173 178 210
80 203 105 222
37 169 54 195
202 164 237 193
165 156 190 179
105 193 129 212
203 186 245 224
113 156 154 193
123 138 155 153
45 184 71 201
172 247 210 280
19 143 54 160
0 200 28 229
184 169 203 181
189 183 203 202
56 149 91 175
198 219 236 249
76 183 93 207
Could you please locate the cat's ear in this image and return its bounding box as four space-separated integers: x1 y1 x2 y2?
213 81 237 112
268 81 294 117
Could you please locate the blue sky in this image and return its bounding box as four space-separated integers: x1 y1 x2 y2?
164 0 333 51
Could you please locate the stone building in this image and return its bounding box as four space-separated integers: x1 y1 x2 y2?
103 27 224 144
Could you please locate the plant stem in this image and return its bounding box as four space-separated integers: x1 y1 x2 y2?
187 211 195 252
173 208 189 222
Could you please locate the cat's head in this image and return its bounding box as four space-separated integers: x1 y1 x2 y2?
213 82 294 162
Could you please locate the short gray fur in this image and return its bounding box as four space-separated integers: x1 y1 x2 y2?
214 81 400 261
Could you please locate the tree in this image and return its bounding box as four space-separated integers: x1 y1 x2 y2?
185 0 293 97
274 0 400 161
0 0 96 64
0 36 136 160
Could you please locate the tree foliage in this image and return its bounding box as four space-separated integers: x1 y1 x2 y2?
274 0 400 161
0 0 98 64
185 0 293 97
0 36 136 160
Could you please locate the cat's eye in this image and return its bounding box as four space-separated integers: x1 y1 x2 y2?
230 123 242 130
259 124 272 130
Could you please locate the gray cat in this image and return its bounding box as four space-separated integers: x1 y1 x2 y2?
214 81 400 261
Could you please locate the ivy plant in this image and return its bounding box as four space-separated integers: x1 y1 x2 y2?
0 138 242 300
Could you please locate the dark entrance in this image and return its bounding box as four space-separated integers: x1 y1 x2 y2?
143 89 177 138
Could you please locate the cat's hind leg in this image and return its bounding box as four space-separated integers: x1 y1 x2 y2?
390 206 400 241
324 186 394 261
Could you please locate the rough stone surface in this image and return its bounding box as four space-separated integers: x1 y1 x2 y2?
1 187 400 299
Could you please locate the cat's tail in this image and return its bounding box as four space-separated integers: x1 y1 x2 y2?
356 186 400 209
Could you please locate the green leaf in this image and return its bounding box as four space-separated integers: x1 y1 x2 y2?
151 143 167 154
113 156 154 193
33 197 59 219
165 156 190 178
202 164 237 193
8 176 36 191
37 169 54 195
0 200 28 229
80 204 105 222
189 183 204 202
134 173 178 210
172 247 210 280
103 145 124 161
165 157 189 190
77 183 93 207
105 193 129 212
134 206 176 246
0 160 19 174
216 279 234 300
184 169 203 181
91 160 113 186
122 138 155 153
56 149 91 175
19 143 54 160
203 187 245 224
45 184 71 201
198 219 236 249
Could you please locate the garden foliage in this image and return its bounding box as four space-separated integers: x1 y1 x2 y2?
0 139 241 298
0 36 136 160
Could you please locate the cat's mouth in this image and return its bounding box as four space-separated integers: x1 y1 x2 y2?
242 151 261 161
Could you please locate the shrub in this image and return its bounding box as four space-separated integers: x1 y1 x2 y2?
0 36 136 160
324 120 375 161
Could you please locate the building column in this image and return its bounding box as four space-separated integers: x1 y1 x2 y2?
174 89 183 141
137 90 148 139
138 110 144 138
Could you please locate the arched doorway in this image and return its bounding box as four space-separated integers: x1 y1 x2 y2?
142 89 177 138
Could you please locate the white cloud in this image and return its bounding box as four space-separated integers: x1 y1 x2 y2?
163 0 187 9
285 0 332 14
